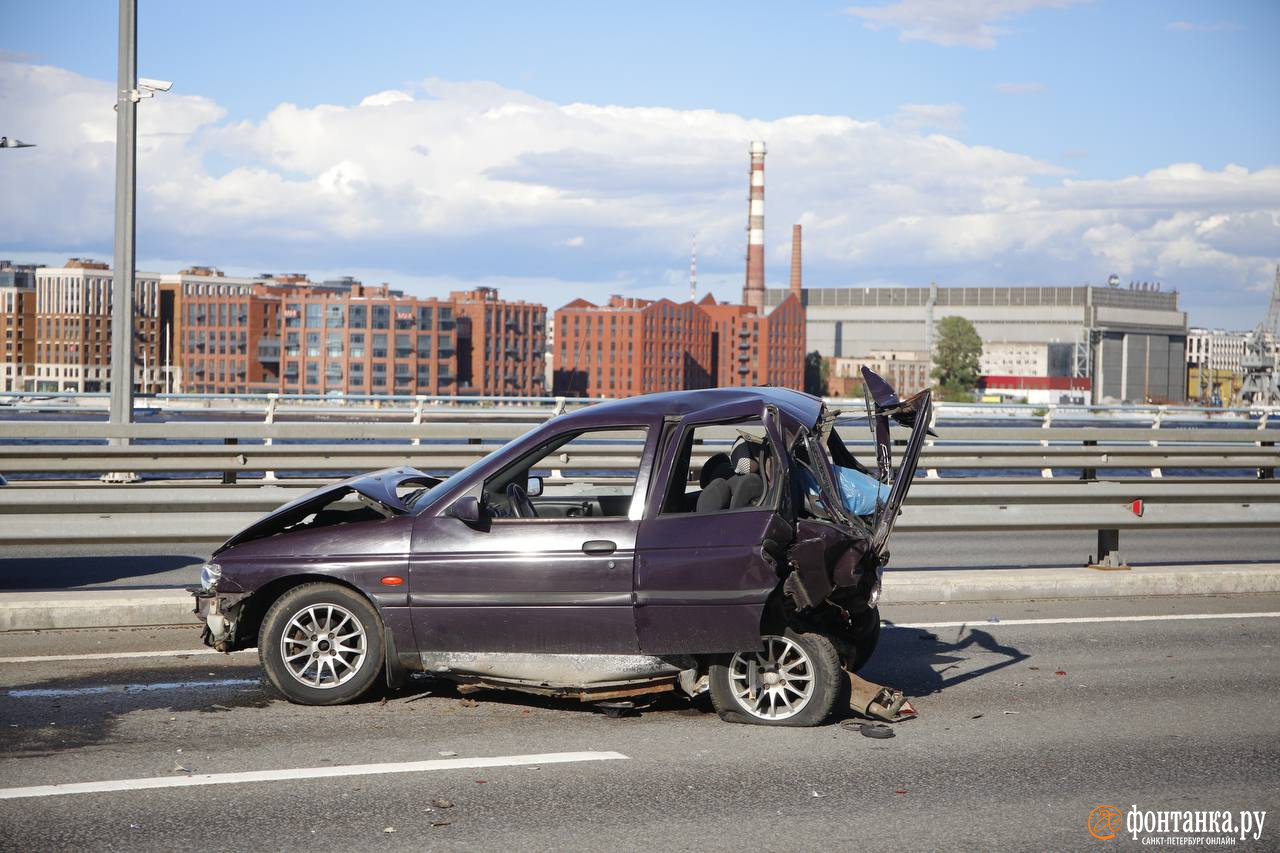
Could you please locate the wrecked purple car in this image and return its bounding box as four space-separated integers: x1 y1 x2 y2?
193 371 931 726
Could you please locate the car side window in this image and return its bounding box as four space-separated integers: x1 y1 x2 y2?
660 421 774 515
483 427 649 520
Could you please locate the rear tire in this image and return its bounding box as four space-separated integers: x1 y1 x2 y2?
708 630 843 726
259 582 385 706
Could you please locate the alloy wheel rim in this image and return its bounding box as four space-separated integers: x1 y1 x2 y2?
280 603 366 689
727 634 815 720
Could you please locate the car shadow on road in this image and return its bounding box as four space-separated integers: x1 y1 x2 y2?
858 623 1030 700
0 554 207 590
0 660 273 756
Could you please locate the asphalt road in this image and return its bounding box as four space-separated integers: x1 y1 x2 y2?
1 594 1277 851
3 528 1279 591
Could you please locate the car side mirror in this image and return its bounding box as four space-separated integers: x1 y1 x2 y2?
526 476 543 497
448 495 482 523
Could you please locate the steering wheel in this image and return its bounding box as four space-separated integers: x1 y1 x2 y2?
505 482 537 518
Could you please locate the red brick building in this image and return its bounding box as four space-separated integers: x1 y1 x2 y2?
451 287 547 396
552 291 805 398
1 261 36 393
699 292 805 390
552 296 713 397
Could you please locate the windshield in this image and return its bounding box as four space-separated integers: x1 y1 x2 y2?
406 434 523 512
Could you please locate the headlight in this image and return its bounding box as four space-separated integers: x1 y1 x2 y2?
199 562 222 591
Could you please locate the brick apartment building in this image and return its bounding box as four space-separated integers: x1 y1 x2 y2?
1 261 36 392
0 260 548 397
451 287 546 396
552 296 713 397
551 291 804 398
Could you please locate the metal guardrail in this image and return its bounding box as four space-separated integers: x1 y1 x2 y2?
1 412 1277 564
0 481 1276 562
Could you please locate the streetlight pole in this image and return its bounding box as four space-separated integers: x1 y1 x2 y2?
110 0 137 429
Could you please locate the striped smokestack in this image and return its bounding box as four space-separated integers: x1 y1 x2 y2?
789 224 802 296
743 141 766 312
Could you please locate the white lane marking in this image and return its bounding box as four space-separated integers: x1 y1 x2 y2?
0 751 629 800
0 648 251 664
9 678 259 698
892 611 1280 629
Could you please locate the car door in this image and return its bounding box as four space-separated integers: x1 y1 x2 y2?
407 424 657 655
633 408 792 654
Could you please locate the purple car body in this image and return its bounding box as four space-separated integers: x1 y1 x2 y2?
194 378 931 725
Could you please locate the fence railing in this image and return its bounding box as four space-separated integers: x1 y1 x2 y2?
1 410 1277 564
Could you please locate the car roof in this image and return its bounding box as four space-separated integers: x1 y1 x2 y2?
554 386 823 430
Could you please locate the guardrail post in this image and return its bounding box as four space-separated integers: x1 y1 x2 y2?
1259 412 1275 480
1090 528 1127 570
263 393 278 481
1081 439 1097 481
1150 407 1164 478
411 396 427 446
1040 405 1054 478
222 437 238 485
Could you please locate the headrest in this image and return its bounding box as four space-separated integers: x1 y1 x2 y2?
699 452 733 488
730 436 760 475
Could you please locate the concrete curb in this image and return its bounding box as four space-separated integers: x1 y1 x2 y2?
0 589 196 632
882 563 1280 604
1 563 1279 632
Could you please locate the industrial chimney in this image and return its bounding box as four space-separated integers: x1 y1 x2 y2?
743 141 766 312
789 224 802 297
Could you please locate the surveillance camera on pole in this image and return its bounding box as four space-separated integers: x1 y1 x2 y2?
131 77 174 101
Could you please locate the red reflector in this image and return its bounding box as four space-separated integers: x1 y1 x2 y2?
1129 500 1144 517
380 576 405 586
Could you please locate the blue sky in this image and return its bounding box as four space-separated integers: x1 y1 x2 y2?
2 0 1278 329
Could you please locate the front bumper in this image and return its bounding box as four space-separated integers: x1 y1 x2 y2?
191 590 250 652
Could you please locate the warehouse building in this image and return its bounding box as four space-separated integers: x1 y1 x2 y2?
766 282 1189 403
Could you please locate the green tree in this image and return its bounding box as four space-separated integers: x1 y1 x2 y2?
803 350 829 396
931 315 983 400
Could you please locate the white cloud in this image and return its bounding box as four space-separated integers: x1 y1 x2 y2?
995 82 1047 94
0 58 1276 326
845 0 1089 49
1168 20 1240 33
890 103 965 132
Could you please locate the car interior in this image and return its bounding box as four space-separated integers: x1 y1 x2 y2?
481 427 648 519
661 422 775 515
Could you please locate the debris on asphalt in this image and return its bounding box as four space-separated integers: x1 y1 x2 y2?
849 722 895 739
379 696 388 707
1055 670 1067 676
383 827 395 834
439 751 458 757
894 789 909 795
431 821 452 828
971 714 984 719
1003 710 1020 715
129 824 142 829
1028 666 1040 670
846 672 917 723
475 779 487 784
173 764 192 773
430 798 454 809
987 616 1001 623
459 698 478 708
811 791 827 798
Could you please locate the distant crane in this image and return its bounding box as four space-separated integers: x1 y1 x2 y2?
1239 264 1280 406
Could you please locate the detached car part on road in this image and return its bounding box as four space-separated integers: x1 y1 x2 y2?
193 372 931 726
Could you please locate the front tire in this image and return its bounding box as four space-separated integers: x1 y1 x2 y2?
708 630 843 726
259 582 385 706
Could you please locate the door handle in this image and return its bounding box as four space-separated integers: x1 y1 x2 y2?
582 539 616 555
